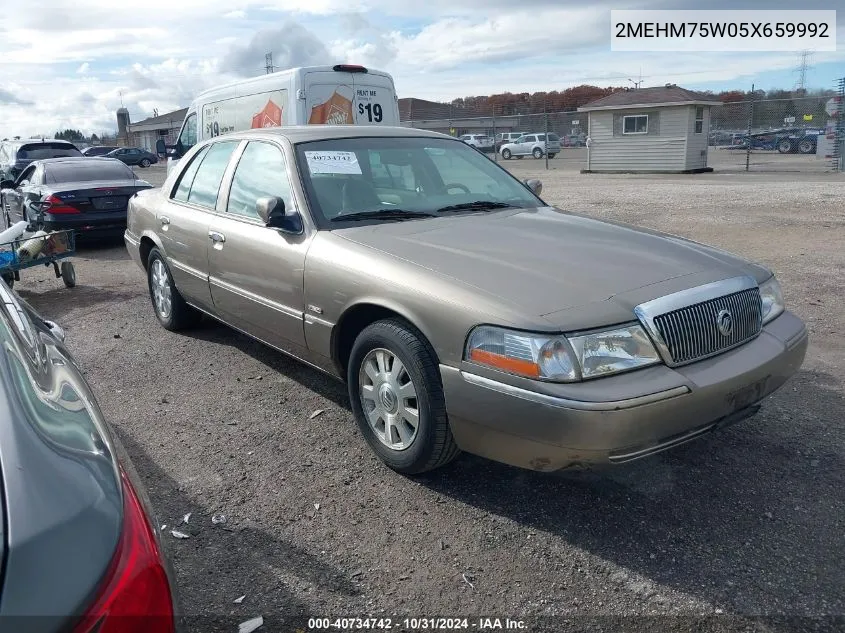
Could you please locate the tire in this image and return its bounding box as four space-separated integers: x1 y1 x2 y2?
60 261 76 288
548 153 556 159
532 147 543 159
777 139 794 154
146 248 201 331
2 273 13 289
347 319 460 475
139 159 151 168
798 139 815 154
501 149 511 160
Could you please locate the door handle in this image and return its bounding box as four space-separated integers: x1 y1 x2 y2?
208 231 225 243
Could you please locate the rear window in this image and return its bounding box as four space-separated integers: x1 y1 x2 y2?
16 143 81 160
44 161 134 184
547 134 560 141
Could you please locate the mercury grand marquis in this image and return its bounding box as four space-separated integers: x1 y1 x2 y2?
124 126 808 474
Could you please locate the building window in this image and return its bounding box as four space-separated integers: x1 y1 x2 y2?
694 106 704 134
623 115 648 135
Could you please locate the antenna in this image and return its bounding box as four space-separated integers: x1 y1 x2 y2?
795 50 813 95
265 52 275 74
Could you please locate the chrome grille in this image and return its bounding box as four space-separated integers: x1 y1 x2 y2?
653 288 762 365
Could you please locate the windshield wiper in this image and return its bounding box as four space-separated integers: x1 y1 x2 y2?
330 209 434 222
435 201 519 213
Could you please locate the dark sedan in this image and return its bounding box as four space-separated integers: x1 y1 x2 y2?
106 147 159 168
0 279 180 632
0 157 153 238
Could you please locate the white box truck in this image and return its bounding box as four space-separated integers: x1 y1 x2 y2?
161 64 400 172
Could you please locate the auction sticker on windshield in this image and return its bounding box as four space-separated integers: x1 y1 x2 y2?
305 151 362 174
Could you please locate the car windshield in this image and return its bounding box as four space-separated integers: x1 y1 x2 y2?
16 143 81 160
295 136 543 225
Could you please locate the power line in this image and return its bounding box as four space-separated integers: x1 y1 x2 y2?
795 50 813 95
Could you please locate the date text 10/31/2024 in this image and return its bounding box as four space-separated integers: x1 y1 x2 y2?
305 618 527 630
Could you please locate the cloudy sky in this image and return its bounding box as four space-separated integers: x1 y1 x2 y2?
0 0 842 138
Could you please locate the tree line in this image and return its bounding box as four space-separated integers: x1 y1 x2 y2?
446 85 838 117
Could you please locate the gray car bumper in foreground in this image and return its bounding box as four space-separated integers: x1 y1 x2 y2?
440 310 808 471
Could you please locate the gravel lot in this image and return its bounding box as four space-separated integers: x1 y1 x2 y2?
13 155 844 632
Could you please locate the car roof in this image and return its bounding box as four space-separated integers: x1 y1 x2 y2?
216 125 453 144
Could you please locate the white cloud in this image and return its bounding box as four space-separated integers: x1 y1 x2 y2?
0 1 842 139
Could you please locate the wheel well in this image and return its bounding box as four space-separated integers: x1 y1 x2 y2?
333 304 410 377
139 237 156 270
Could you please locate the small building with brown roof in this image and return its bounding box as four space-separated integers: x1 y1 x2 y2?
578 84 721 173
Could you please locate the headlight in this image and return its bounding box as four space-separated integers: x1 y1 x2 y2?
759 276 785 324
465 327 578 381
465 323 661 382
567 324 662 379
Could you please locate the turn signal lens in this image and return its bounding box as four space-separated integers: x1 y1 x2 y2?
465 326 578 382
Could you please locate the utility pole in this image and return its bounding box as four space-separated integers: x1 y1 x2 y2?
795 50 812 96
265 52 275 75
746 83 754 172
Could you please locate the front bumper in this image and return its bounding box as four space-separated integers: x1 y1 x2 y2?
441 310 808 471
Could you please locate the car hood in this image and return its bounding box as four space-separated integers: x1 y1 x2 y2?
334 206 764 319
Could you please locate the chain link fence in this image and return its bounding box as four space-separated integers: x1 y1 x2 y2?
401 89 844 173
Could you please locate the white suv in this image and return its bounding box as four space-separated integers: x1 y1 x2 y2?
499 133 562 159
459 134 494 152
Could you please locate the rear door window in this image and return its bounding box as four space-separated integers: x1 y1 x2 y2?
172 145 210 202
186 141 239 209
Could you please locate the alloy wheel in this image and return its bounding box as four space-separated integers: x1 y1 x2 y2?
358 348 419 451
150 259 172 319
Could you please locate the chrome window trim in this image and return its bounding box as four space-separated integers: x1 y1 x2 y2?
634 275 758 366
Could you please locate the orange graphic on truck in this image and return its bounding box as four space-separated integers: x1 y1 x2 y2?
309 89 353 125
251 99 283 128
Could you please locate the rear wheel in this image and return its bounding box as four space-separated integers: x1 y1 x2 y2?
777 139 794 154
798 139 815 154
532 147 543 159
501 148 511 160
147 248 201 331
348 319 460 474
548 153 556 159
139 158 151 168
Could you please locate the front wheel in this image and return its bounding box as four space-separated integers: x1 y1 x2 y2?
532 147 543 159
501 149 511 160
147 248 201 331
348 319 460 475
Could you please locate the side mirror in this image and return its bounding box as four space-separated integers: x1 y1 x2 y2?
524 178 543 196
0 179 15 190
256 196 302 233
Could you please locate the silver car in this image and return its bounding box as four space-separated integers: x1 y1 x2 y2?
124 126 807 474
500 133 562 159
